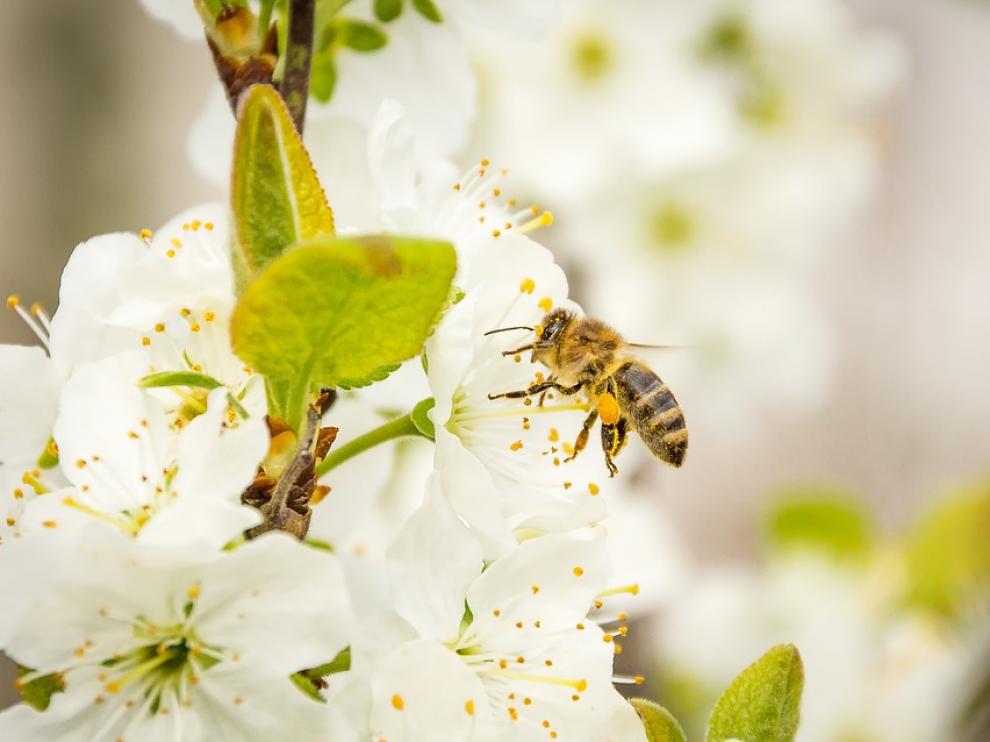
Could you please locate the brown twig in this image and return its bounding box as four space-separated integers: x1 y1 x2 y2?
280 0 316 134
243 390 337 540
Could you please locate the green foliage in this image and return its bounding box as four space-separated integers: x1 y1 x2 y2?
290 647 352 703
410 397 436 440
310 10 390 103
304 647 352 678
371 0 442 23
137 370 223 391
231 235 456 426
231 85 335 287
36 437 59 469
411 0 443 23
373 0 403 22
765 486 873 562
16 667 65 711
904 483 990 619
707 644 804 742
339 20 388 51
311 51 338 101
632 698 688 742
290 672 325 702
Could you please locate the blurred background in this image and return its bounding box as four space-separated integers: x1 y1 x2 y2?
2 1 989 739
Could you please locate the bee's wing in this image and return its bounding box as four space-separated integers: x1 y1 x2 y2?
626 343 690 351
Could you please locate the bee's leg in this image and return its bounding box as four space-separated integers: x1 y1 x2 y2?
600 416 629 478
488 381 583 401
537 375 556 407
564 409 598 463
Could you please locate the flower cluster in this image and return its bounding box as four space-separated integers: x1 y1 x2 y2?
0 136 646 742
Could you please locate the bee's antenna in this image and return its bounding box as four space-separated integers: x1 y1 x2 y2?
483 325 534 336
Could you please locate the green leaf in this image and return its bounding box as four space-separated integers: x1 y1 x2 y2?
304 537 334 552
904 483 990 619
311 50 338 102
632 698 688 742
16 667 65 711
137 370 223 391
304 647 352 678
765 486 873 562
36 437 59 469
231 236 456 424
411 0 443 23
410 397 436 440
231 85 335 286
707 644 804 742
340 20 388 51
373 0 403 22
290 672 325 702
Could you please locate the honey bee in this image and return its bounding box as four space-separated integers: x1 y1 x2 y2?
486 309 687 477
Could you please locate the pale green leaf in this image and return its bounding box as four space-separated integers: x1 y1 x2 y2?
304 647 352 678
904 483 990 619
137 370 223 391
411 0 443 23
707 644 804 742
374 0 403 22
231 235 456 423
290 672 325 702
340 20 388 51
16 667 64 711
310 51 338 102
765 486 873 562
231 85 335 285
631 698 688 742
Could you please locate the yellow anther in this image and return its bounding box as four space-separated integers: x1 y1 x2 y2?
465 699 475 716
572 566 584 576
187 585 200 599
154 323 165 333
141 336 151 346
538 297 553 312
138 228 153 241
391 694 405 711
519 278 536 294
6 295 20 309
510 440 523 451
204 311 215 322
204 222 214 231
588 483 600 495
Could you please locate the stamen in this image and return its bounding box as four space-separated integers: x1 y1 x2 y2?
6 295 50 350
20 471 49 495
597 583 640 598
613 674 645 685
63 496 142 536
517 210 555 234
483 667 588 692
105 648 180 693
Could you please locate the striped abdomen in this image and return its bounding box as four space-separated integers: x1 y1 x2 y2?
613 361 687 467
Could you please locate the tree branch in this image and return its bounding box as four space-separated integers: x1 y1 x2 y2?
280 0 316 134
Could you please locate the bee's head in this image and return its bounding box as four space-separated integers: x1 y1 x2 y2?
534 309 573 348
485 309 574 369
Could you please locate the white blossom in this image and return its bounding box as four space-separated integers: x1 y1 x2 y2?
22 351 268 549
0 526 354 741
353 495 636 742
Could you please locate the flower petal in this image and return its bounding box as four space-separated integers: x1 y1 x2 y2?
387 492 483 643
370 639 494 742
